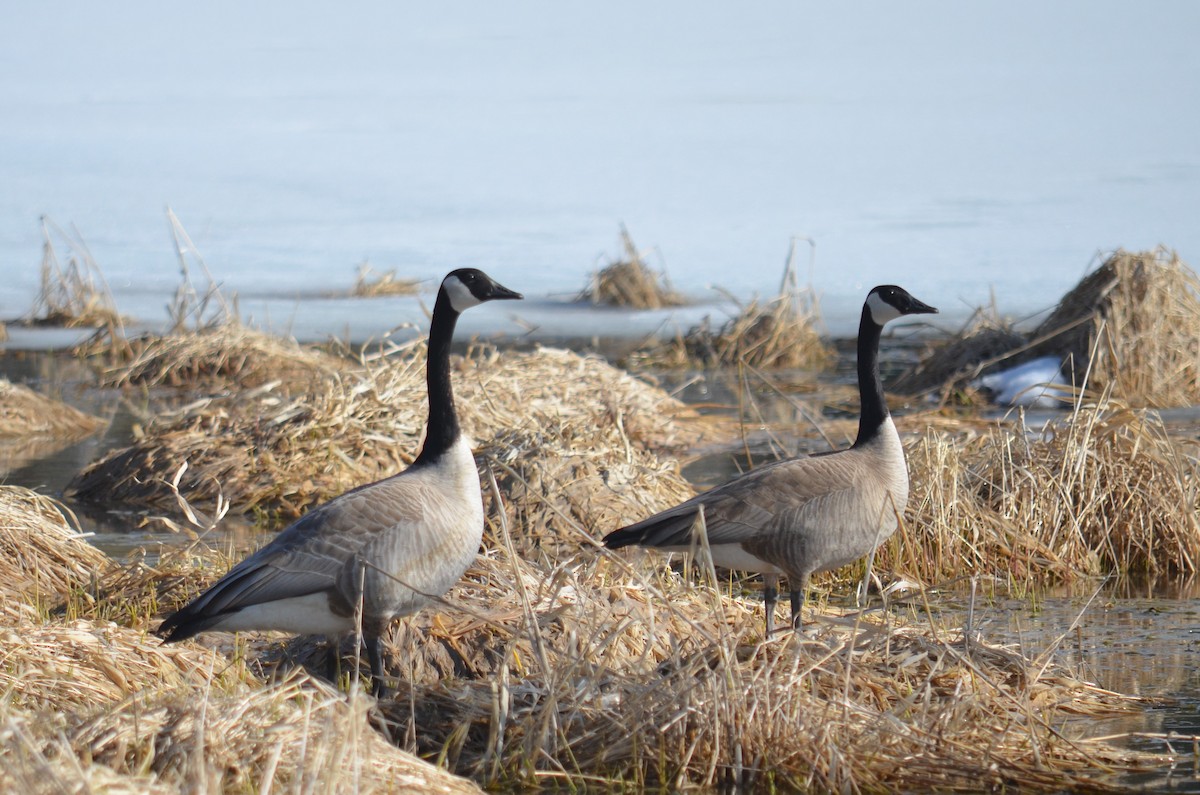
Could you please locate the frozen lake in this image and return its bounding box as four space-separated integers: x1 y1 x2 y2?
2 1 1198 339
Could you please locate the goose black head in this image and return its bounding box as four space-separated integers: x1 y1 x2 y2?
865 285 938 326
442 268 524 313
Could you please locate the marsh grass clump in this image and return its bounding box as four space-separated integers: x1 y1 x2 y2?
579 225 684 309
68 345 720 524
26 217 125 330
898 248 1200 407
100 323 349 389
894 398 1200 587
0 378 105 440
1031 247 1200 407
633 242 832 371
643 291 832 371
0 486 113 623
349 261 420 298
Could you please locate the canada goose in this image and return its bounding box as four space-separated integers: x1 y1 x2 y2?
603 285 936 635
158 268 522 695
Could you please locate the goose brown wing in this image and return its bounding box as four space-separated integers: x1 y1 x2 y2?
158 489 409 638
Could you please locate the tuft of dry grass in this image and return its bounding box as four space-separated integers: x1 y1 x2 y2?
0 486 113 624
349 262 419 298
1031 247 1200 407
98 323 349 390
68 344 724 523
892 397 1200 587
638 292 832 371
633 240 832 371
579 225 684 309
0 379 105 438
25 217 125 330
899 248 1200 408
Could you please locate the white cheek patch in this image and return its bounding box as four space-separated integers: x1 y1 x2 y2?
443 275 481 312
866 292 901 325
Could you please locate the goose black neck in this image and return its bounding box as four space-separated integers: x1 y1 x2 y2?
853 305 888 448
413 290 462 466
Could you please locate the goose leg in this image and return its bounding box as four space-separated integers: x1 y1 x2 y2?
325 634 340 683
789 574 808 629
365 633 390 698
763 574 779 637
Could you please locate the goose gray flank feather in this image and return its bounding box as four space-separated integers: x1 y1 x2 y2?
157 268 522 696
603 284 937 635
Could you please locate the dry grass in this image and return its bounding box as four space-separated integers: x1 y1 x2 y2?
349 262 419 298
637 291 832 371
579 225 684 309
4 391 1188 791
891 397 1200 588
0 378 105 439
248 508 1161 791
5 479 1165 792
898 248 1200 408
0 642 483 794
98 323 350 389
25 217 125 330
0 488 481 794
1030 247 1200 407
633 241 832 371
0 487 113 624
68 344 722 523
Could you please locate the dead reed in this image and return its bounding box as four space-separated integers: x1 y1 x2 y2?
633 240 832 370
579 225 684 309
893 397 1200 587
0 486 112 624
0 378 105 439
25 217 124 329
1031 247 1200 407
68 344 720 524
897 248 1200 408
349 262 420 298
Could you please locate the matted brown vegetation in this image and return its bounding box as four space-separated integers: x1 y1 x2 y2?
633 240 832 371
349 261 420 298
579 225 684 309
68 345 721 523
897 248 1200 408
0 378 104 439
25 217 125 329
98 323 349 389
891 397 1200 587
0 486 113 623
